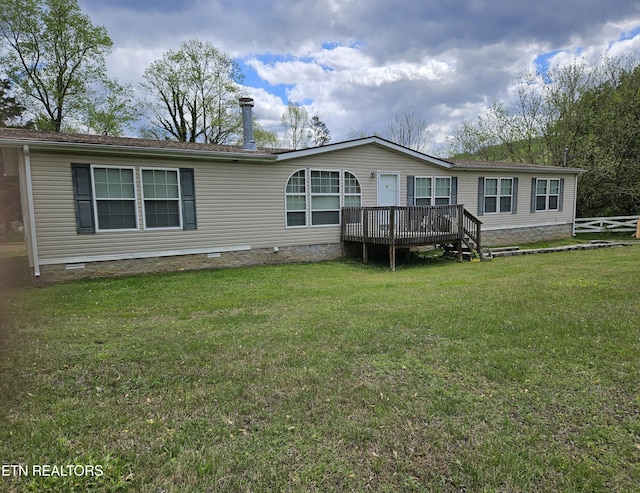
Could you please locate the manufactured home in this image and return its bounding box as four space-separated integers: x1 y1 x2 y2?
0 100 583 281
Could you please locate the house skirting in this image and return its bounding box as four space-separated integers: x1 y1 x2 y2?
481 223 573 247
33 224 574 282
36 244 343 282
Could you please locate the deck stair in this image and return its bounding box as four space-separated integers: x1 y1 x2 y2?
442 242 493 261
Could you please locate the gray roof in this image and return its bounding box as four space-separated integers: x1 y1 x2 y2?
451 159 584 173
0 128 584 172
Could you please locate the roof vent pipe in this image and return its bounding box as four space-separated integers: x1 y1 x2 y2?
239 97 257 151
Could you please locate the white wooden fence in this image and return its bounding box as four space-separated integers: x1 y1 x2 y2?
574 215 640 234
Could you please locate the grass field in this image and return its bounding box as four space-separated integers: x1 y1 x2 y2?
1 247 639 492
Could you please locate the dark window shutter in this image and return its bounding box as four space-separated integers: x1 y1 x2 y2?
407 175 415 206
477 177 485 216
450 177 458 205
71 163 95 234
180 168 197 230
558 178 565 211
530 178 537 213
512 177 518 214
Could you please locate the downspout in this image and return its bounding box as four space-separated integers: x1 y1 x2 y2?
22 145 40 277
572 175 578 237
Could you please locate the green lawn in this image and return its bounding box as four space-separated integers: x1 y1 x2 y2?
1 248 639 492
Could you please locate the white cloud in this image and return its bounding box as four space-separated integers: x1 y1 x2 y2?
76 0 640 154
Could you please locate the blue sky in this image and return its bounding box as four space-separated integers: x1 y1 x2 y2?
79 0 640 152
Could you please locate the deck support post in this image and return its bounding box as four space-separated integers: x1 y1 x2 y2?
389 244 396 271
362 242 368 265
457 240 463 263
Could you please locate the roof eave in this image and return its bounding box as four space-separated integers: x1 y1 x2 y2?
452 163 586 173
276 136 454 169
0 138 279 163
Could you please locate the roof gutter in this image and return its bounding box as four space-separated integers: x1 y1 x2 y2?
0 139 279 164
452 163 586 174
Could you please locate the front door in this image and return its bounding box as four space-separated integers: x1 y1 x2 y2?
378 173 399 206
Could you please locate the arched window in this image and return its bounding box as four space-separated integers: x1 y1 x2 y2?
343 171 361 207
286 170 307 227
285 169 362 227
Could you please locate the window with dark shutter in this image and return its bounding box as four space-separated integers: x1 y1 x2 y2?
532 177 564 212
180 168 197 230
71 163 95 234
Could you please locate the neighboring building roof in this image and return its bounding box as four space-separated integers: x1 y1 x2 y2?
0 128 584 173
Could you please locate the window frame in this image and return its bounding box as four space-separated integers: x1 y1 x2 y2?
310 169 341 227
414 176 452 206
415 177 432 205
91 165 139 232
285 169 308 228
140 167 183 230
535 178 561 212
284 169 362 228
343 171 362 208
484 177 514 214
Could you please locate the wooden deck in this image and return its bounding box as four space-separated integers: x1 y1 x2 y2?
341 205 482 270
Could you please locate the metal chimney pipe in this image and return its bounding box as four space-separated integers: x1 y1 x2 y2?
239 97 257 151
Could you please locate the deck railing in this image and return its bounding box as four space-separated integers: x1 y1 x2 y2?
463 208 482 251
342 205 483 270
342 205 467 245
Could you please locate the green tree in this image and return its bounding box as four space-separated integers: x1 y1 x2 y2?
81 79 139 136
448 55 640 216
140 39 244 143
0 79 32 127
254 123 279 148
308 115 330 146
570 65 640 215
281 102 309 149
0 0 113 132
448 75 547 163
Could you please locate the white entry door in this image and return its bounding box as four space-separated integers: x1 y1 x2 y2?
378 173 399 206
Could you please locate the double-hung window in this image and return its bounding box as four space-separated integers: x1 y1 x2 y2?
535 178 561 211
415 177 432 205
484 178 514 213
310 170 340 226
141 168 181 228
92 166 137 230
408 176 456 206
71 163 197 234
434 177 451 205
